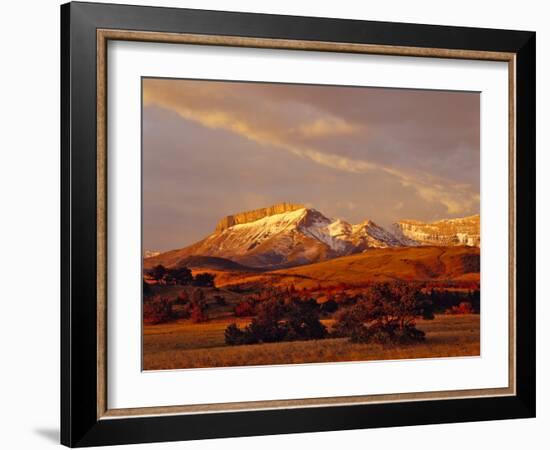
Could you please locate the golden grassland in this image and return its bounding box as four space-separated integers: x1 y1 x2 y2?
200 246 480 290
142 314 480 370
146 246 480 290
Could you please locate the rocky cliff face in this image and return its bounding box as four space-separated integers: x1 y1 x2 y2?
215 203 304 232
144 205 481 270
145 204 409 270
143 250 160 259
393 215 480 247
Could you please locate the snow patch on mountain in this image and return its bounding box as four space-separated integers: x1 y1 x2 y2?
394 215 480 247
299 214 350 252
219 206 408 256
143 204 481 270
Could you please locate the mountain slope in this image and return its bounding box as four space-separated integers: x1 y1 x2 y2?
174 255 258 272
143 250 160 259
213 246 480 290
393 215 480 247
144 204 481 271
144 203 408 270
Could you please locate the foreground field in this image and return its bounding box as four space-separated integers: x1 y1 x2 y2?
143 314 479 370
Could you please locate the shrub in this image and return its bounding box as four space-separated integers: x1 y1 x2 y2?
245 299 286 343
194 272 216 287
225 298 326 345
234 300 256 317
143 296 175 324
214 295 227 306
446 301 474 315
177 304 192 319
175 291 189 305
284 300 327 340
332 282 434 345
171 266 193 285
331 301 370 337
225 323 246 345
320 299 338 315
428 288 480 314
468 290 480 313
191 288 205 304
149 264 167 284
190 303 208 323
143 278 151 296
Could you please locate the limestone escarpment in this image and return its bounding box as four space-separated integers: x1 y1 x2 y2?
215 202 305 232
393 215 480 247
144 204 480 271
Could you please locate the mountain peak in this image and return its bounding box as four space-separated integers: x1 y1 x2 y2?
144 206 481 271
215 202 305 232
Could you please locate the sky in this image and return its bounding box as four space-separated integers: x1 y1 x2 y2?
142 78 480 251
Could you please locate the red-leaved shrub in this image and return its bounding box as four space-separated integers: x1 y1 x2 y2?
234 300 256 317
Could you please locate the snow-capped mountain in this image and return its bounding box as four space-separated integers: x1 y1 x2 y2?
143 250 161 259
144 204 480 270
393 215 480 247
144 203 409 270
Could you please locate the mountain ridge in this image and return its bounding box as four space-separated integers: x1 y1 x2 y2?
211 246 480 290
215 202 305 232
393 214 480 247
144 203 480 270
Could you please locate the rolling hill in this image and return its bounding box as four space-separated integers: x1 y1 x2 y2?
205 246 480 290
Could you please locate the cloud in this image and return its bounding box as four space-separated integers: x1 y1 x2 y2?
298 117 359 138
143 79 479 216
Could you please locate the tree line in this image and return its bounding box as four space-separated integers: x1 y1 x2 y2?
225 282 435 347
145 264 215 288
144 288 211 325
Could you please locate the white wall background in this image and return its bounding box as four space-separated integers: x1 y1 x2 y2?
0 1 546 448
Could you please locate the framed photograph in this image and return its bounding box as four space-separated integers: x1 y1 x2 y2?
61 2 536 447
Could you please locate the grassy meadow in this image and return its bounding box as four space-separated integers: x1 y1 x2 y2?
143 247 481 371
143 314 480 370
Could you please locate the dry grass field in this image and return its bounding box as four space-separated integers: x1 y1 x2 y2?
143 314 479 370
202 246 480 290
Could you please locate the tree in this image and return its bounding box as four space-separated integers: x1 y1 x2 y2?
225 298 327 346
143 296 174 324
320 299 338 315
332 282 434 344
468 289 480 313
143 278 151 295
446 301 474 315
284 299 327 340
191 288 205 305
150 264 167 284
190 303 208 323
214 295 227 306
246 299 286 343
175 291 189 304
171 266 193 285
194 272 215 287
234 300 255 317
225 323 246 345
